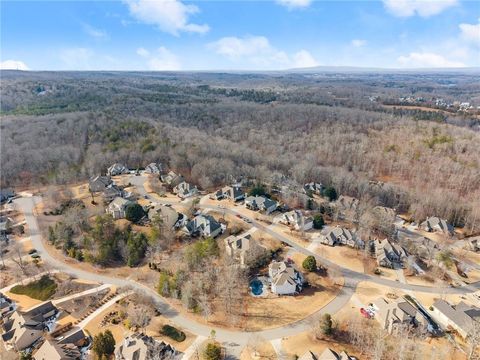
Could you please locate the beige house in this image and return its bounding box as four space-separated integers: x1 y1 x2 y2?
172 181 198 199
268 261 304 295
224 232 253 266
33 338 82 360
374 239 407 268
275 210 313 231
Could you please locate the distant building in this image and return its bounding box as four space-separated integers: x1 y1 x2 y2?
303 182 324 195
107 163 129 176
183 215 223 238
268 261 303 295
106 197 134 219
144 162 165 175
275 210 313 231
431 300 480 338
89 175 113 193
245 196 277 214
373 298 427 335
213 185 246 201
160 171 184 187
172 181 198 199
420 217 454 235
115 333 177 360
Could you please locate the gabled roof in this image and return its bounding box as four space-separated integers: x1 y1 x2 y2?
433 299 479 333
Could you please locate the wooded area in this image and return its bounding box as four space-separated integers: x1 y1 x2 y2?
1 70 479 232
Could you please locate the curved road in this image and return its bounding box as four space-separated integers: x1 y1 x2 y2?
12 176 480 356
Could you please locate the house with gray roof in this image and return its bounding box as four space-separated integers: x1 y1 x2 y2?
275 210 313 231
160 171 184 187
222 186 245 201
0 188 15 204
144 162 165 175
107 163 129 176
374 239 407 268
183 214 223 238
268 261 304 295
173 181 198 199
431 300 480 338
148 204 186 229
224 232 254 266
245 196 277 214
88 175 113 193
420 217 454 235
320 227 362 248
33 329 88 360
107 197 134 219
373 297 427 335
2 301 58 351
115 333 177 360
317 348 356 360
303 182 324 195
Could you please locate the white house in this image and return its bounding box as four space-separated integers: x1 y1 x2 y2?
107 197 133 219
275 210 313 231
431 300 480 339
268 261 304 295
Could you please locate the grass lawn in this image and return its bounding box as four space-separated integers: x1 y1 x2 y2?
10 275 57 301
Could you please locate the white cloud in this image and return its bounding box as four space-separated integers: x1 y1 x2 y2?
125 0 209 35
459 19 480 45
383 0 458 17
137 47 181 70
276 0 312 9
292 50 319 68
0 60 30 70
397 52 465 68
351 39 367 47
82 23 109 39
208 35 318 69
59 48 94 69
136 47 150 57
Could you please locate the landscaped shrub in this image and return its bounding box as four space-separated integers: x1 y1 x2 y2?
160 324 186 342
10 275 57 300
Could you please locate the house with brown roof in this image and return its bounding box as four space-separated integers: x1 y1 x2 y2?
224 232 253 266
374 239 407 268
148 204 186 229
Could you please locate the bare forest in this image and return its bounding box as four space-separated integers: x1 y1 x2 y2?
1 70 480 232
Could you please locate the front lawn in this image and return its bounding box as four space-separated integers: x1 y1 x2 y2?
10 275 57 300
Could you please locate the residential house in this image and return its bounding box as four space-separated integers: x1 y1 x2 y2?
88 175 113 193
0 188 15 204
2 301 58 351
148 204 186 229
107 197 134 219
210 185 244 201
102 184 133 203
320 227 361 248
303 182 323 195
224 232 253 266
245 196 277 214
173 181 198 199
115 333 177 360
33 328 88 360
299 351 318 360
0 294 14 319
183 215 223 238
268 261 304 295
374 239 407 268
431 300 480 338
275 210 313 231
317 348 356 360
420 217 454 235
373 298 428 335
145 162 165 175
107 163 129 176
160 171 184 187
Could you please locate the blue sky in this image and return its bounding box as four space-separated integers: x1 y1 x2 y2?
1 0 479 71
